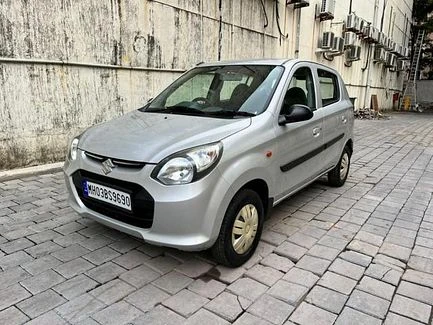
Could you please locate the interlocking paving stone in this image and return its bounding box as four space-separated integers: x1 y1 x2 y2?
389 295 432 323
133 305 186 325
152 270 194 294
289 302 337 325
402 269 433 289
0 283 31 310
207 265 246 284
55 293 105 323
0 266 31 290
163 289 209 317
89 279 135 305
383 312 424 325
356 276 395 301
307 244 340 261
296 255 331 276
20 269 65 294
245 264 283 286
53 257 94 279
248 293 294 325
305 285 348 314
17 289 66 318
188 277 226 299
346 289 390 319
125 284 170 312
92 301 143 325
53 274 98 299
25 311 67 325
329 258 365 280
85 261 126 284
283 267 319 289
0 306 29 325
233 312 272 325
112 249 150 269
0 251 33 269
268 279 308 305
335 307 381 325
119 264 160 288
379 243 412 262
273 241 307 262
339 250 372 267
396 280 433 305
205 291 243 322
174 258 213 278
51 244 90 262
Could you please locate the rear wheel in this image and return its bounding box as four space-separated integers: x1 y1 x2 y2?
328 146 351 187
212 189 264 267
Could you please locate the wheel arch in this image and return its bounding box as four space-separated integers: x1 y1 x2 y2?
238 179 272 218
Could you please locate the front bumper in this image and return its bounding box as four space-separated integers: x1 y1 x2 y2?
64 150 232 251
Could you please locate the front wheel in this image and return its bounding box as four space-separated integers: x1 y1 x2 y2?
328 146 351 187
212 189 264 267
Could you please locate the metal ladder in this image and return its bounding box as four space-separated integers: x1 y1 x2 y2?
400 29 425 111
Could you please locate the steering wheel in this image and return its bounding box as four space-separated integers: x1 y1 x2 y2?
192 97 212 106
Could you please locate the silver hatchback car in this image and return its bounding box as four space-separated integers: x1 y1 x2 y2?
64 59 354 266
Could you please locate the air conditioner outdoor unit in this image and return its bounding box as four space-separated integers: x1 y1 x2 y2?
384 37 392 51
321 32 335 49
402 47 410 59
386 53 397 68
346 13 360 32
344 32 357 48
362 25 374 42
397 60 407 71
331 37 344 53
396 44 404 57
390 42 399 54
286 0 310 8
376 32 385 48
358 19 367 35
317 0 335 21
371 27 380 43
373 48 386 63
346 46 361 61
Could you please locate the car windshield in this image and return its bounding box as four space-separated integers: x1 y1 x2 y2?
142 65 284 118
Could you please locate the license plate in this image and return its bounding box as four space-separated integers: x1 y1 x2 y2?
82 180 132 211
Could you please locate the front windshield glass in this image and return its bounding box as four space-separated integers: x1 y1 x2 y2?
143 65 284 118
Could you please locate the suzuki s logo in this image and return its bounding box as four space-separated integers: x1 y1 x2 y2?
101 159 115 175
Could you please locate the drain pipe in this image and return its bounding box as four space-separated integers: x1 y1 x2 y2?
294 7 301 58
363 0 379 109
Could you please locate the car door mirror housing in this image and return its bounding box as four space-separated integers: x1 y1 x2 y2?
279 104 314 125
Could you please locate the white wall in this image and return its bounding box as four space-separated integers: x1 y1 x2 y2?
0 0 413 169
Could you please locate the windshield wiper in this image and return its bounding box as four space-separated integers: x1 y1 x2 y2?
208 110 256 117
145 106 205 115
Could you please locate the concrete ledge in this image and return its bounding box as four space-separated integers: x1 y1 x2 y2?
0 162 64 182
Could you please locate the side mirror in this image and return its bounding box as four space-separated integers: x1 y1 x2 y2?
278 104 314 125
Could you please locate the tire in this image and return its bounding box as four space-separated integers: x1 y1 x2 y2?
328 145 351 187
212 189 264 267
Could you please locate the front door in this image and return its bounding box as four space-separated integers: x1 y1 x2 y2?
273 65 325 202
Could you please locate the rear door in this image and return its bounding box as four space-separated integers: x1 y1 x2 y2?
315 67 349 171
273 64 325 201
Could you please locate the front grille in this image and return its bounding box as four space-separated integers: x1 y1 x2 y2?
72 170 154 228
84 151 146 169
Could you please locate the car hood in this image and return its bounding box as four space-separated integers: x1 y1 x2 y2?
79 110 251 163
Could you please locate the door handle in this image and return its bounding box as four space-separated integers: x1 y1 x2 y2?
341 116 347 124
312 127 321 137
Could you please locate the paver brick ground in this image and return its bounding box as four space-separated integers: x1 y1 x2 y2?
1 112 433 323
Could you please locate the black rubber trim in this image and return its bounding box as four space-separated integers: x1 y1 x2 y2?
280 133 344 172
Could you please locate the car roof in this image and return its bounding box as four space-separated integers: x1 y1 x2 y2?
197 58 293 67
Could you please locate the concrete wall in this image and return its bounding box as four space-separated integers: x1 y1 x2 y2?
0 0 413 170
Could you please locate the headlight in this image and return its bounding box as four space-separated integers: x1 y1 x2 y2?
153 142 223 185
69 138 80 161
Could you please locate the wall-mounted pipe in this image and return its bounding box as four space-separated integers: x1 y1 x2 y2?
0 57 186 73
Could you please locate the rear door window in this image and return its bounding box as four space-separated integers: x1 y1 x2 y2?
318 69 340 106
